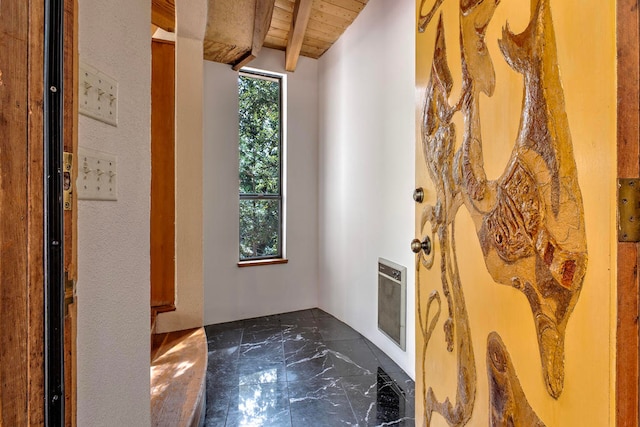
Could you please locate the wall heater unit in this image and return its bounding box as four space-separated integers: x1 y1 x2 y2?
377 258 406 350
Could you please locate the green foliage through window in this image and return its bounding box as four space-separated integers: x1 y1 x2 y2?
238 71 283 260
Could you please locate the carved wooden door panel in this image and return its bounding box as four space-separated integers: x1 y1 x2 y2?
415 0 616 425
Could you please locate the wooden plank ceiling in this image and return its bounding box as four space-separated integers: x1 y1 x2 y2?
203 0 369 71
152 0 176 32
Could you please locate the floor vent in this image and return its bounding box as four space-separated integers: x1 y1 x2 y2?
377 258 406 350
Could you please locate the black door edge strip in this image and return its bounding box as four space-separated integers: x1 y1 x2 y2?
44 0 65 424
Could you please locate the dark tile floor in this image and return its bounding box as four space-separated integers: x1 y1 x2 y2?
204 308 415 427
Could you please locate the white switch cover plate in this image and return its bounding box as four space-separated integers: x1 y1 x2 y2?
77 147 118 201
79 61 118 126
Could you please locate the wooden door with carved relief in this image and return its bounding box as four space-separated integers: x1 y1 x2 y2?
414 0 618 425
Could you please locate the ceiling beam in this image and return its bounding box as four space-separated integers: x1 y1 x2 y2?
285 0 313 72
152 0 176 32
233 0 276 71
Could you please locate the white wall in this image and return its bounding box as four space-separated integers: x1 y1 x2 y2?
77 0 151 424
317 0 416 378
203 48 319 324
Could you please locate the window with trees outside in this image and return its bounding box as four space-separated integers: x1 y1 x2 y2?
238 70 285 261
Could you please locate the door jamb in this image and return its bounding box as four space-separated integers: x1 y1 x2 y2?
616 1 639 426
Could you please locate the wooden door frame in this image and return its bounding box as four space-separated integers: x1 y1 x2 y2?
150 37 176 321
0 0 46 424
617 1 640 426
28 0 47 424
0 0 76 424
63 0 78 424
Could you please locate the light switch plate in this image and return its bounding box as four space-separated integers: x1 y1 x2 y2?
77 147 118 201
79 62 118 126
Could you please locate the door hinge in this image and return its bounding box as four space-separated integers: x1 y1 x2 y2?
63 152 73 211
618 178 640 242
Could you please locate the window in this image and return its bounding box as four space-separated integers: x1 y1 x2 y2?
238 70 285 262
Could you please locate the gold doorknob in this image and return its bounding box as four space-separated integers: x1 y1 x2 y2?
411 236 432 255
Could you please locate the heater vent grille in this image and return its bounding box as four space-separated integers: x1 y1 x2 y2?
377 258 406 350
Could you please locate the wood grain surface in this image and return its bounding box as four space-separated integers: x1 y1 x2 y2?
151 39 177 312
617 0 640 426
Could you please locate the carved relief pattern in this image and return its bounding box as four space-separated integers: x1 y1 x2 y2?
487 332 547 427
417 0 587 424
417 14 476 427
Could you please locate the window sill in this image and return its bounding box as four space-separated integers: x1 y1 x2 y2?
237 258 288 268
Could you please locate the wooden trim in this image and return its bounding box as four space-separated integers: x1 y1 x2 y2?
64 0 77 277
27 0 46 424
237 258 289 268
151 39 176 312
153 304 177 314
151 305 176 335
617 2 639 178
69 0 79 286
233 0 276 71
63 0 79 423
0 0 46 423
232 42 259 71
151 37 175 46
64 304 77 427
152 0 175 32
285 0 313 71
71 1 79 422
617 0 640 426
617 245 638 427
2 1 31 422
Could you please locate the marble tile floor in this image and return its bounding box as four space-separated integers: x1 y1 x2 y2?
204 308 415 427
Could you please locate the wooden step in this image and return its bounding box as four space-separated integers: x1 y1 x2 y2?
151 327 207 427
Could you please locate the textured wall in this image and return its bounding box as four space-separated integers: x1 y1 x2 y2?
203 48 319 324
317 0 416 378
76 0 151 424
415 0 616 425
